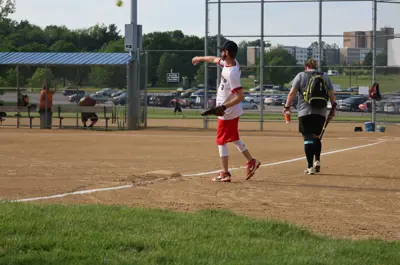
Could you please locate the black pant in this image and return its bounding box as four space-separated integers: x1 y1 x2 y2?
81 113 98 122
174 105 182 113
299 114 326 167
298 114 326 137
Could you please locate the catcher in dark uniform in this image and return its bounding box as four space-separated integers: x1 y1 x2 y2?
79 95 98 128
171 97 184 116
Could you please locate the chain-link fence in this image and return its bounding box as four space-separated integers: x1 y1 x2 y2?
139 50 208 129
204 0 400 130
0 64 129 129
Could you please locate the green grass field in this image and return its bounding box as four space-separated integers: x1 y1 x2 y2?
0 203 399 265
145 108 400 122
3 107 400 123
329 75 400 92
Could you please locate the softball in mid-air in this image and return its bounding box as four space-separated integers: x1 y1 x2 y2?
116 0 123 7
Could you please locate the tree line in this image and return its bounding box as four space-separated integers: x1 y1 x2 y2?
0 0 322 89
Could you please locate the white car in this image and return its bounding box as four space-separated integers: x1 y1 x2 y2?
241 101 260 110
90 93 108 104
95 88 114 97
245 95 262 104
264 95 279 105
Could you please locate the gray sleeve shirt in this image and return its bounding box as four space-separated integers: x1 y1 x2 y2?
290 70 333 117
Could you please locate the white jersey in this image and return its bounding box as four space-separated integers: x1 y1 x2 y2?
216 59 243 120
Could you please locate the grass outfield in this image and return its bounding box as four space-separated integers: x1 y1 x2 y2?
0 203 399 265
329 75 400 92
4 108 400 123
145 109 400 122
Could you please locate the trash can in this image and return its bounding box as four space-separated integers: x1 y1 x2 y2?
364 122 375 132
376 125 386 132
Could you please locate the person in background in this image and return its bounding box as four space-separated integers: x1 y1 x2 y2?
283 59 336 175
79 94 98 128
170 96 184 117
39 81 56 129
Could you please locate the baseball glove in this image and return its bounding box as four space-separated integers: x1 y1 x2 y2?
201 105 226 116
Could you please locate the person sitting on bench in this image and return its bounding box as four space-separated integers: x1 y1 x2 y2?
79 95 98 128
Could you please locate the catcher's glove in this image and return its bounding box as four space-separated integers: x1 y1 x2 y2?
201 105 226 116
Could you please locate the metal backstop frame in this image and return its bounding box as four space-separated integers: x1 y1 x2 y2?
205 0 400 131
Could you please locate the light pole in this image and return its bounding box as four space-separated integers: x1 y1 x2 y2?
127 0 139 130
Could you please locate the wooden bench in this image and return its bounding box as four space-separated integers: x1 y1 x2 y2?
0 105 37 128
53 105 114 129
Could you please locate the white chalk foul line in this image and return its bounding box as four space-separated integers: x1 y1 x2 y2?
13 185 134 203
10 140 385 202
182 140 386 177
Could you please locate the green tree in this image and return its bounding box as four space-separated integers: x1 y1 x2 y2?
195 64 217 88
0 0 15 20
28 68 54 88
376 51 387 66
88 39 126 88
258 48 299 85
363 52 373 66
0 67 17 87
157 53 184 85
50 40 76 52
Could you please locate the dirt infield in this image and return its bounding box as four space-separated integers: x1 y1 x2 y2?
1 120 400 241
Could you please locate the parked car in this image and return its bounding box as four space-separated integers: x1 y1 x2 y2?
111 90 125 98
245 95 262 104
62 89 85 97
148 94 175 107
264 95 284 106
384 101 400 113
249 85 274 92
68 93 85 104
90 93 108 104
95 88 114 97
337 96 366 112
241 100 260 110
113 92 127 105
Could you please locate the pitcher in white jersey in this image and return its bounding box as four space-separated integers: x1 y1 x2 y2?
192 40 261 182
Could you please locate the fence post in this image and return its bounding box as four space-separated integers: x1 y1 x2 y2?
216 0 221 88
127 0 139 130
44 65 48 129
260 0 265 131
371 0 377 127
76 68 79 128
16 65 20 128
318 0 323 72
144 51 148 128
204 0 209 129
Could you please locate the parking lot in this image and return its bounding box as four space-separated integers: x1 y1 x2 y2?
3 86 400 115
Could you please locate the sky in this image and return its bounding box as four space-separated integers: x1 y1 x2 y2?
9 0 400 49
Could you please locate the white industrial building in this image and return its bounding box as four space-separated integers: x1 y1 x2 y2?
265 45 321 65
388 38 400 66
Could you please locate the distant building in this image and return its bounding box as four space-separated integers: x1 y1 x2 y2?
344 27 394 51
324 48 340 65
266 45 321 65
246 46 260 67
388 37 400 66
340 47 384 65
343 31 367 49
